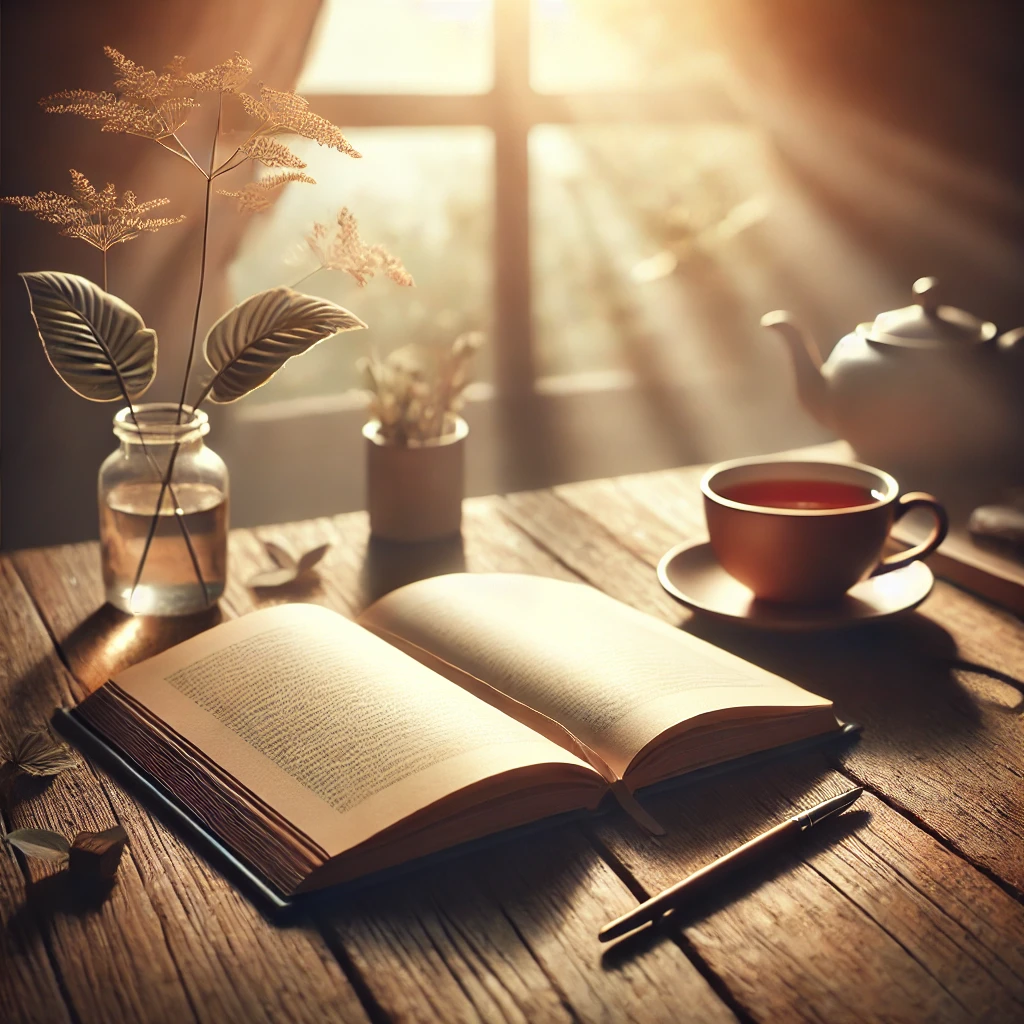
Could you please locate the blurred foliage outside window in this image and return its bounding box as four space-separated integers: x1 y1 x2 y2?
229 128 493 403
229 0 772 403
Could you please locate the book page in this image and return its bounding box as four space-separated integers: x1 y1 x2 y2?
109 604 598 858
359 574 835 779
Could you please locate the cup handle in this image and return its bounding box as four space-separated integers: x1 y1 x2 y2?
870 492 949 577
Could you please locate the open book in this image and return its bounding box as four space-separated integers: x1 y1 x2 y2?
72 573 839 897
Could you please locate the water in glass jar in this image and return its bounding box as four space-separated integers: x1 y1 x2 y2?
100 481 228 615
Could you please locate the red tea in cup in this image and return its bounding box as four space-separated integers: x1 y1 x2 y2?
717 479 880 511
701 458 947 604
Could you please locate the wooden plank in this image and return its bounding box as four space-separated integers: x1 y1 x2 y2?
500 487 686 623
317 825 736 1024
5 554 373 1024
223 497 578 622
0 834 71 1024
15 510 737 1023
10 542 227 699
498 486 1024 1020
16 487 1024 1022
590 757 1024 1023
0 567 72 1024
555 470 1024 895
220 505 738 1024
0 557 197 1024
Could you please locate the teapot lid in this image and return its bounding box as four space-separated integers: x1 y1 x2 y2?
863 277 996 348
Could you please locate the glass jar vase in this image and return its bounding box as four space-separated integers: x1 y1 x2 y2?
98 403 228 616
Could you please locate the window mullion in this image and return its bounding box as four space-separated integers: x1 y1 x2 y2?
492 0 535 403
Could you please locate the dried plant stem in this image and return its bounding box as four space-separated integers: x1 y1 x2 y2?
175 179 214 423
288 267 321 289
211 148 248 179
156 137 203 173
126 440 187 606
123 408 209 609
143 87 202 172
90 242 207 603
130 97 225 609
190 377 219 409
177 95 222 421
210 120 265 179
98 348 210 610
168 133 203 172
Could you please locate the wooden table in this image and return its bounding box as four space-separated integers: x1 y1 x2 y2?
3 451 1024 1024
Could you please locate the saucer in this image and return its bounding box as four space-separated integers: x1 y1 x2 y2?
657 539 934 631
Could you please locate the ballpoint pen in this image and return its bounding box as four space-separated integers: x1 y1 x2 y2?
598 787 864 942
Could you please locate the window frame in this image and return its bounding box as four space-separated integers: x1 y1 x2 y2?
219 0 745 522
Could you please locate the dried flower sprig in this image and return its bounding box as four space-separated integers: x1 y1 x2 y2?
239 86 361 160
2 170 184 290
306 207 414 288
41 47 253 169
15 45 377 610
361 332 484 446
3 170 184 252
42 85 195 143
242 136 309 169
218 171 317 213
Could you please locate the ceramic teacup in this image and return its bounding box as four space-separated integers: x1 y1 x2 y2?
701 457 948 605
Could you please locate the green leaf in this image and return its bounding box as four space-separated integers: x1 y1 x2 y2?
202 286 364 404
20 271 157 401
5 827 71 863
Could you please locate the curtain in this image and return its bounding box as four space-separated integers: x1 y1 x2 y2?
1 0 323 548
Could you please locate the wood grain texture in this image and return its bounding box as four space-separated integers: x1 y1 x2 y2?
13 507 736 1024
318 827 735 1024
220 506 737 1024
0 556 195 1024
579 468 1024 896
3 555 372 1024
498 482 1024 1020
7 456 1024 1024
11 542 225 698
590 756 1024 1023
0 835 71 1024
0 563 72 1024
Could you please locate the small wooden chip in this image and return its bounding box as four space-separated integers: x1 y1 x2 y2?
68 825 128 881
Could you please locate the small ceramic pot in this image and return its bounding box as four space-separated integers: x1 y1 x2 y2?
364 417 468 542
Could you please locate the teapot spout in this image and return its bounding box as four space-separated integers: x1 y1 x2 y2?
761 311 836 431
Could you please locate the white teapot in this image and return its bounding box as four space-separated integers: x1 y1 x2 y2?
763 277 1024 487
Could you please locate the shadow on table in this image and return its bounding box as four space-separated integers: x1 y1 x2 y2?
60 602 223 695
5 870 117 946
600 807 872 968
950 658 1024 710
360 534 466 605
681 610 994 756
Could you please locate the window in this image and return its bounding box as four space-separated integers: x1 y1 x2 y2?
222 0 806 525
